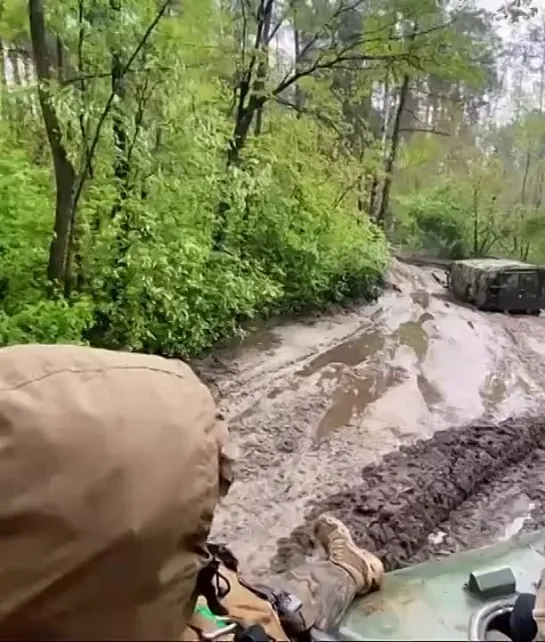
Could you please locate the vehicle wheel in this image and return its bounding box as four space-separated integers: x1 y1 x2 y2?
531 309 541 316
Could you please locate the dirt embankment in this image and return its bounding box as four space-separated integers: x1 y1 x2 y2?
202 260 545 580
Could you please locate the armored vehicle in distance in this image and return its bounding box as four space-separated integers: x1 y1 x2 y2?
449 259 545 313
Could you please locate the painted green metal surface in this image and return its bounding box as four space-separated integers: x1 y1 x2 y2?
334 531 545 641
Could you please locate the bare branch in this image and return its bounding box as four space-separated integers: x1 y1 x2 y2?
273 52 413 99
272 18 456 101
399 126 451 136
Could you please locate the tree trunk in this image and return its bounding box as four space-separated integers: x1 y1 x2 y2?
0 39 5 118
213 0 273 248
254 0 272 135
520 147 531 203
7 46 21 86
111 47 129 211
369 71 391 218
293 24 303 115
539 20 545 114
377 74 409 231
292 0 307 117
472 185 479 256
28 0 77 284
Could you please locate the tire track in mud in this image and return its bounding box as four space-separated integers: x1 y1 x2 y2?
193 301 390 415
271 417 545 574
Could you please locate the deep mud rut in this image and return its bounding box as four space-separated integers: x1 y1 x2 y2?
196 261 545 581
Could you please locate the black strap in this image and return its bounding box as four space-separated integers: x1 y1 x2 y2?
197 545 310 642
208 543 239 572
234 623 275 642
195 557 230 617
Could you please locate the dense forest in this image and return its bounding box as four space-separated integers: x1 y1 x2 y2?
0 0 541 355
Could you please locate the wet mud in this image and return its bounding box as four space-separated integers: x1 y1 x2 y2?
271 417 545 574
203 260 545 579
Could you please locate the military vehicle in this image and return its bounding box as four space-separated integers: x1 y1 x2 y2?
449 259 545 313
315 530 545 642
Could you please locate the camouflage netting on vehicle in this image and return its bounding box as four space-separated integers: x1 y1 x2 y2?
450 259 536 308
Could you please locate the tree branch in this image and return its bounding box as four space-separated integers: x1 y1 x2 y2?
74 0 172 211
64 0 173 294
399 126 450 136
275 96 345 137
273 52 412 99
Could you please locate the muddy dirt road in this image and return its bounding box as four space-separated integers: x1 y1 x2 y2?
199 261 545 580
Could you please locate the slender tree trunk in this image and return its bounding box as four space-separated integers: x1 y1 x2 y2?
111 49 129 211
292 1 305 117
254 0 272 135
7 46 21 86
0 40 5 88
539 20 545 114
514 47 527 121
29 0 77 284
472 185 479 256
369 71 391 218
0 39 5 118
521 147 531 204
213 0 273 248
377 74 409 231
532 163 545 210
423 79 431 126
293 27 302 114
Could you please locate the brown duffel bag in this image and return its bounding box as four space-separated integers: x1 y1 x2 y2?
0 344 232 641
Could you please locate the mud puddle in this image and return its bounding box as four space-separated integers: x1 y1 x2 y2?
205 260 545 579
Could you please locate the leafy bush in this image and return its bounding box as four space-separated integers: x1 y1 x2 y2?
0 110 388 358
0 135 53 312
394 185 471 259
0 298 95 345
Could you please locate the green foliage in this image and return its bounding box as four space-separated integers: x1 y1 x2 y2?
0 298 95 345
78 110 388 357
0 9 388 357
0 130 52 311
395 104 545 263
0 0 509 357
395 186 471 259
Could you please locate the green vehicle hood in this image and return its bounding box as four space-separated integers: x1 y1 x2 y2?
329 531 545 641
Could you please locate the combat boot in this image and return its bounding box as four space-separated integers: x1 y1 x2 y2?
314 514 384 594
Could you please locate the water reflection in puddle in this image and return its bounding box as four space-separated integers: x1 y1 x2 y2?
498 496 535 541
479 364 532 414
315 366 408 443
296 329 385 377
299 312 434 380
395 321 429 360
480 373 508 410
297 311 439 442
